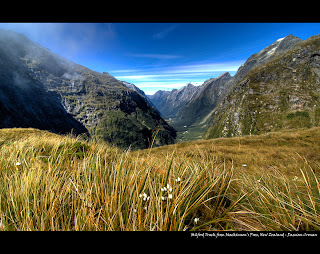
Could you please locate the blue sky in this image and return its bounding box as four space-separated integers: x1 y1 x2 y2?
0 23 320 94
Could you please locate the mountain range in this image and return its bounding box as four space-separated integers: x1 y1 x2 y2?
1 28 320 149
0 29 176 149
150 34 320 141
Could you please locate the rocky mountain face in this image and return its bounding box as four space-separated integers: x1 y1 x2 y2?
174 72 233 127
0 30 88 135
150 72 235 133
150 74 234 141
204 34 320 139
0 29 176 149
150 83 204 120
121 81 157 111
233 34 303 85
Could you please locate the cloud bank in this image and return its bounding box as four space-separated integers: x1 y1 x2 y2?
111 60 243 95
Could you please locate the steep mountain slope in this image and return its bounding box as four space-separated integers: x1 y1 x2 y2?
0 29 176 149
174 72 233 127
150 83 204 119
233 34 303 84
150 75 234 141
121 81 157 111
0 31 88 135
204 34 320 139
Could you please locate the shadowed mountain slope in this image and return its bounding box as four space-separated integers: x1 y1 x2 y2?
0 29 176 149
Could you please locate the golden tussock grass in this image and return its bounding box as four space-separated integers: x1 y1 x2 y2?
0 127 320 231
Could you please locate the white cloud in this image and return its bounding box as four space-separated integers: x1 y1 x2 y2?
113 60 243 82
128 53 183 59
110 69 141 73
116 75 154 80
134 82 189 95
152 24 179 40
112 59 243 94
115 73 199 81
134 82 189 88
167 61 244 74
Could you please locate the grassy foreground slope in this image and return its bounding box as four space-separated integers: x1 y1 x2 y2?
148 127 320 177
0 127 320 230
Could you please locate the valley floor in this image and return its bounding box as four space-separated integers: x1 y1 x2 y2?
0 127 320 231
175 122 207 142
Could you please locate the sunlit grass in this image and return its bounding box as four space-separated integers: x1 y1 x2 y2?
0 127 320 231
234 160 320 230
0 129 239 230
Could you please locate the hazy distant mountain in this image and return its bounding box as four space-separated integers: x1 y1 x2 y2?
204 34 320 139
150 83 204 120
149 73 234 137
0 29 176 149
174 72 233 127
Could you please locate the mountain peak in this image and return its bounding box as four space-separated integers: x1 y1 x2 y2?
234 34 303 84
284 34 300 40
256 34 302 58
217 72 231 79
273 34 301 44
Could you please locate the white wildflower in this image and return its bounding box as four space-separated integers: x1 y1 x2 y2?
242 164 247 167
194 218 199 224
16 162 21 166
161 184 173 199
175 177 181 182
257 179 261 183
165 184 172 192
139 192 150 201
144 193 149 201
161 196 166 201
